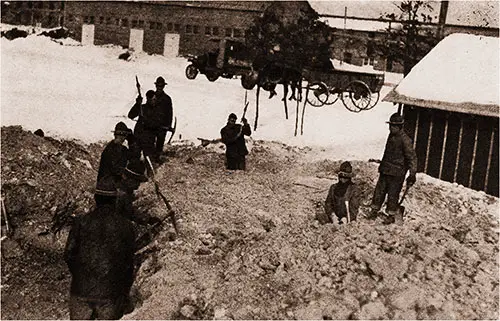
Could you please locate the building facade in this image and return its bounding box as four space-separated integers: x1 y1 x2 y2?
63 1 268 56
1 1 499 71
1 1 65 28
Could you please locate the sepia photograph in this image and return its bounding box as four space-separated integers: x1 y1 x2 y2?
1 0 498 319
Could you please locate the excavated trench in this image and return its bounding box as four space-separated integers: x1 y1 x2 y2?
1 126 499 320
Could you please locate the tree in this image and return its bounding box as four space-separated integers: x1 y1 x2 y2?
245 1 334 71
377 1 440 75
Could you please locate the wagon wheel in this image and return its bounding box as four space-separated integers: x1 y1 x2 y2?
305 81 329 107
341 81 372 112
185 64 198 80
324 86 340 105
360 91 380 111
205 72 219 82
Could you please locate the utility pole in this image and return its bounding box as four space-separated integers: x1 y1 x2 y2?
437 0 449 39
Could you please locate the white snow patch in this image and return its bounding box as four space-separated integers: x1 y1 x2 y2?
393 33 499 106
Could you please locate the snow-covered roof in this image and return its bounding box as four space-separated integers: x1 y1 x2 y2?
384 33 499 118
319 17 391 32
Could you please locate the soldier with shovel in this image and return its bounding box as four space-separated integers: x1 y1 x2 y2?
368 113 417 225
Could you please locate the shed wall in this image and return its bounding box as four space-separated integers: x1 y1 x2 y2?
403 105 499 196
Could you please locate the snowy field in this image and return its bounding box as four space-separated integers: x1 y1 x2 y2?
1 25 400 161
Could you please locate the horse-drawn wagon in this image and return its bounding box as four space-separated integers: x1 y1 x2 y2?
302 66 385 112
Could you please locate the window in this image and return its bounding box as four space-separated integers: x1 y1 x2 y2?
99 16 105 24
149 21 155 29
49 2 55 9
138 20 144 28
344 52 352 64
122 18 128 27
174 23 180 32
132 19 137 28
205 26 211 35
185 24 192 34
84 16 90 23
157 22 162 30
193 25 199 34
106 17 111 25
115 18 120 26
233 28 242 38
167 22 174 32
90 16 95 24
212 26 219 35
68 14 74 22
225 28 232 37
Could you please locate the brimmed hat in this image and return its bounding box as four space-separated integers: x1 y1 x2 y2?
338 161 355 178
95 176 118 196
124 159 148 182
155 76 167 86
112 122 132 136
386 113 404 125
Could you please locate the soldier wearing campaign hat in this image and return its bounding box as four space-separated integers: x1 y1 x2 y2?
324 161 361 225
96 122 133 186
368 113 417 224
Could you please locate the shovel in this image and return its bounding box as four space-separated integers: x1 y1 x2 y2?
394 184 412 225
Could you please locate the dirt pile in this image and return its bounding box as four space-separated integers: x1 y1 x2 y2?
1 126 498 320
126 141 499 320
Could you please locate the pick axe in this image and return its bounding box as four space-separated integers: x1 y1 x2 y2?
144 156 178 234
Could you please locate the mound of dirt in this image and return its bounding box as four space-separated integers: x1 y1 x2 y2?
1 126 498 320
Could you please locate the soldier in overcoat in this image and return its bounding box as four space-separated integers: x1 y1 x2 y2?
65 177 136 320
369 113 417 224
220 113 251 170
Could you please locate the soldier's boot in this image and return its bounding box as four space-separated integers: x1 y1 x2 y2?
365 207 379 220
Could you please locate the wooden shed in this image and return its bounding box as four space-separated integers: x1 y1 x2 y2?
384 34 499 196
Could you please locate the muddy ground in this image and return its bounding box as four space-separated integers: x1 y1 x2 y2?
1 126 499 320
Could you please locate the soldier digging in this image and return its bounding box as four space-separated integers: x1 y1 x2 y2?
368 113 417 225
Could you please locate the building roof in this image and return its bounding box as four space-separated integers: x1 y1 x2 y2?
309 1 499 28
383 33 499 118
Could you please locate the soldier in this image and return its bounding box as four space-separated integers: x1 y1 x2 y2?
65 176 136 320
96 122 133 186
325 161 361 225
368 113 417 225
128 90 159 160
153 76 173 162
220 113 251 170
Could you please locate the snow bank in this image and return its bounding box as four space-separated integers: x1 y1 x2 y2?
1 27 398 161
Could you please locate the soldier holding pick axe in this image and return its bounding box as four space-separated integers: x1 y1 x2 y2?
220 113 251 170
128 89 159 161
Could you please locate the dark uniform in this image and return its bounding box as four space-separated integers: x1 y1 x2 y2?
64 197 135 320
128 91 160 159
153 77 173 159
220 113 251 170
96 122 131 185
370 113 417 221
325 161 361 224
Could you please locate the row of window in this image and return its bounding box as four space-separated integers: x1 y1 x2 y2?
14 1 63 10
73 15 245 38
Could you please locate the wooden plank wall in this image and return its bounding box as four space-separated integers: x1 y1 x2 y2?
403 105 499 196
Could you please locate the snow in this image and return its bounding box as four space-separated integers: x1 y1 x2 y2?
392 33 499 107
1 27 401 161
